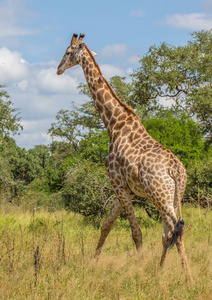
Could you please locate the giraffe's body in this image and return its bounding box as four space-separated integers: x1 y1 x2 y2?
57 33 192 280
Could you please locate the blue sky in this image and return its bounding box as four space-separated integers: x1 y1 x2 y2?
0 0 211 149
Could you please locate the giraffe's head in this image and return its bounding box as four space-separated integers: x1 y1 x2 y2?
57 33 86 75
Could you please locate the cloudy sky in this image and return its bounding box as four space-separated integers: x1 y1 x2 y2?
0 0 212 149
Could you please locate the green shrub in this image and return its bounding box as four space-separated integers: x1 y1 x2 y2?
62 159 114 224
186 153 212 206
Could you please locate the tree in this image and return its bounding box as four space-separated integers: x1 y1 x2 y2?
0 137 41 184
28 145 50 170
0 85 22 138
48 107 80 151
0 86 23 202
131 30 212 138
79 130 109 163
110 76 133 107
143 111 205 166
48 102 104 150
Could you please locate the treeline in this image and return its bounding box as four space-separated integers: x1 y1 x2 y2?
0 30 211 223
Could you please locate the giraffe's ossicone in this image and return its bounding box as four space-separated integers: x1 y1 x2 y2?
57 33 192 281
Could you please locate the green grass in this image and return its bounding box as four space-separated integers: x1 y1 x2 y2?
0 204 211 299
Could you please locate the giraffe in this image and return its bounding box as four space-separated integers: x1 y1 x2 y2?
57 33 192 280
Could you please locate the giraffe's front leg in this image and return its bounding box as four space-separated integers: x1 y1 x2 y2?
125 202 143 250
95 200 123 258
115 188 142 251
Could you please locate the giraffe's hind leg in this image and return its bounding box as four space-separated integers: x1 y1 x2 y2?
95 200 123 257
160 223 170 267
159 208 192 281
160 208 181 267
176 232 192 282
158 204 179 267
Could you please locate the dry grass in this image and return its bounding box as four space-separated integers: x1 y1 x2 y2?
0 204 211 300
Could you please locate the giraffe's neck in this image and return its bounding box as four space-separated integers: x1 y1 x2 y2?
80 46 137 137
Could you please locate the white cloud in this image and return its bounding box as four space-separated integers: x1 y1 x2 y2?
16 80 28 91
36 67 78 95
100 44 128 59
14 119 53 149
0 47 28 82
16 128 52 149
128 55 140 64
100 64 126 79
164 13 212 30
0 0 38 38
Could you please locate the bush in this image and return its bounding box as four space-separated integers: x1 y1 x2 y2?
186 153 212 207
62 159 114 224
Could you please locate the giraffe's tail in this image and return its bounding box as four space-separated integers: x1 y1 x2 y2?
166 219 184 249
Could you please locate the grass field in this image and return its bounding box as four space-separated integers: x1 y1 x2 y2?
0 204 211 300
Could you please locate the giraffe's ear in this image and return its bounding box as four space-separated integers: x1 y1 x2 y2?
91 51 97 57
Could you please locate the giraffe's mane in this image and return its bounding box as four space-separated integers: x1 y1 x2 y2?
84 44 137 116
84 44 103 77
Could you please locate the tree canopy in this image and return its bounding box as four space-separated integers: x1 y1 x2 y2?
0 85 22 138
132 30 212 138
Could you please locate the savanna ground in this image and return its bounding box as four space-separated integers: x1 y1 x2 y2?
0 203 211 300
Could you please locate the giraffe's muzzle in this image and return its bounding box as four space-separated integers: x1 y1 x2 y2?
57 68 64 75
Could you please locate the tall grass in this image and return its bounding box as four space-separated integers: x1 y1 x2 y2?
0 204 211 299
